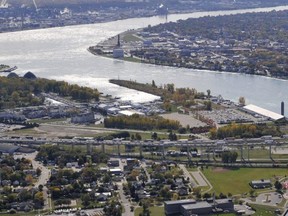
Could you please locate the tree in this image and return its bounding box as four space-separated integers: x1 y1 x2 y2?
36 167 42 176
207 89 211 98
238 96 246 106
135 133 142 140
104 200 122 216
275 180 282 191
221 151 238 163
204 101 212 111
81 194 91 207
141 199 151 216
151 132 158 140
152 80 156 88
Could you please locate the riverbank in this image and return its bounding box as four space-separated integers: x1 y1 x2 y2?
1 6 288 113
89 9 288 80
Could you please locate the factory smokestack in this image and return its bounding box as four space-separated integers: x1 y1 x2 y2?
281 101 285 116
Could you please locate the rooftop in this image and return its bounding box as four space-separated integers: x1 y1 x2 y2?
181 201 212 210
244 104 284 121
164 199 196 205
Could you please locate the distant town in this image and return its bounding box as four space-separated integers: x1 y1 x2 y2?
90 10 288 79
0 0 288 32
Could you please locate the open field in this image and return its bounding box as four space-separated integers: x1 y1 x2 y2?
134 206 164 216
249 203 279 216
202 167 288 195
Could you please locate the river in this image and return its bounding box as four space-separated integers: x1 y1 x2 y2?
0 5 288 112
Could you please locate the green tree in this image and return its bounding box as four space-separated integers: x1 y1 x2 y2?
274 180 283 191
238 96 246 106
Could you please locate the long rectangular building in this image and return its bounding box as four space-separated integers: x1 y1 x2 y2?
243 104 285 121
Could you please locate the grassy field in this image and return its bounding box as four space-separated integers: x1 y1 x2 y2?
134 206 164 216
202 167 288 195
249 203 279 216
122 34 143 42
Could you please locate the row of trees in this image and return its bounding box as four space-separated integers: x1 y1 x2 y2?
110 79 206 110
209 123 282 139
36 145 109 168
0 76 99 109
104 114 180 130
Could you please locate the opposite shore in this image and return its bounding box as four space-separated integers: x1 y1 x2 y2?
88 8 288 80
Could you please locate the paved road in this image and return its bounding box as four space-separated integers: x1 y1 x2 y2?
179 164 197 188
117 158 134 216
14 152 51 210
141 161 151 182
191 171 207 187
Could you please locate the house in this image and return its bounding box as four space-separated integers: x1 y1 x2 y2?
109 168 122 176
250 179 272 189
107 160 120 167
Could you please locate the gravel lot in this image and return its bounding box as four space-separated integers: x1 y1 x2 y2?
161 113 207 127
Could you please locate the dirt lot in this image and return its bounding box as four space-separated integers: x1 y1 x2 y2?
161 113 207 127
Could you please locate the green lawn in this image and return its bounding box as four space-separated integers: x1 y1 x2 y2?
134 206 164 216
123 34 143 42
202 167 288 195
249 203 279 216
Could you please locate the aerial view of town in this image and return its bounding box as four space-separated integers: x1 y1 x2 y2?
1 0 288 216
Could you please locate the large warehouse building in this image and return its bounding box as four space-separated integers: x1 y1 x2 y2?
243 104 285 121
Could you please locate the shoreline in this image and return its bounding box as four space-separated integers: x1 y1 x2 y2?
88 8 288 81
88 46 288 82
1 4 288 34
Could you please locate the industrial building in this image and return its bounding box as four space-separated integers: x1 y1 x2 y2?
165 198 234 216
250 179 272 189
0 144 20 154
243 104 285 121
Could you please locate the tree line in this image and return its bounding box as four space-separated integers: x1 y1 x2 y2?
209 123 282 139
0 76 99 109
104 114 180 130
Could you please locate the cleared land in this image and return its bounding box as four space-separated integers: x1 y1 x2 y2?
202 167 288 195
161 113 207 128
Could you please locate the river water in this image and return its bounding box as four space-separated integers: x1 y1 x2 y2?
0 5 288 112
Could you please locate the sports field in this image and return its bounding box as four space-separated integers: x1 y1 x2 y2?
202 167 288 195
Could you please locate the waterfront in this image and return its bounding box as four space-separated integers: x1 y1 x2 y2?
0 5 288 113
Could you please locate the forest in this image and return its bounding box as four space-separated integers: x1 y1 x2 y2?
0 76 99 109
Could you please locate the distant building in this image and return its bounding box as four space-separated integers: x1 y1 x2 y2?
107 159 120 167
113 48 124 58
250 179 272 189
109 168 122 175
243 104 285 121
0 144 19 154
